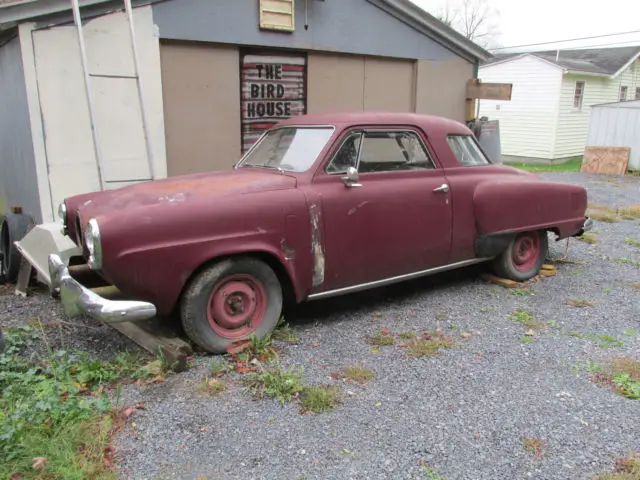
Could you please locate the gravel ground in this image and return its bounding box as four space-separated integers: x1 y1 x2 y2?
1 172 639 480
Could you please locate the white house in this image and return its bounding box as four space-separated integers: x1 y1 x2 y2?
478 46 640 162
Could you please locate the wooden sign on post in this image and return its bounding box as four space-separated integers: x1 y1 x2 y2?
466 79 513 101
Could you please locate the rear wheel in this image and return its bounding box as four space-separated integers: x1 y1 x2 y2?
492 230 548 282
180 257 283 354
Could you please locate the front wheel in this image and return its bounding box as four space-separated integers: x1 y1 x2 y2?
491 230 548 282
181 257 283 354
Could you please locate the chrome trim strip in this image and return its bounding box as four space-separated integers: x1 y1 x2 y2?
307 257 492 301
48 254 156 323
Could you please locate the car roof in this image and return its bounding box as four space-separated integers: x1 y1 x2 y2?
275 111 472 135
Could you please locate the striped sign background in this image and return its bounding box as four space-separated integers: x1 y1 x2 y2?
241 53 306 153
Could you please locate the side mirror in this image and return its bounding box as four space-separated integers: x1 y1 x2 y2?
341 166 362 188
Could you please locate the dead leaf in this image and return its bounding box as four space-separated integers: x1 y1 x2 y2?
461 331 472 339
226 339 252 355
32 457 48 470
309 343 321 348
525 329 536 337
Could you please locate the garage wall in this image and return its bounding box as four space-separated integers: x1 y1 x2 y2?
0 35 41 221
160 42 241 176
152 0 457 63
307 53 415 113
415 56 474 122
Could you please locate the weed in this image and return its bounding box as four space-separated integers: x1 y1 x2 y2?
272 323 298 344
570 331 622 348
299 385 341 413
368 330 395 347
509 309 546 331
547 319 558 329
623 329 638 337
418 460 447 479
577 234 598 244
511 288 530 296
209 358 229 378
242 364 304 404
627 282 640 290
0 327 154 479
340 365 375 384
589 210 619 223
200 377 227 396
610 257 640 267
624 238 640 248
399 331 417 340
405 331 453 358
567 298 597 308
604 287 613 294
618 205 640 220
590 358 640 400
520 336 534 344
592 453 640 480
610 358 640 382
522 436 545 458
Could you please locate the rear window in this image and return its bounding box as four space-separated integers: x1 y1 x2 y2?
446 135 491 166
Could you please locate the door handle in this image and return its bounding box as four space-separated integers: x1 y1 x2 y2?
433 183 449 193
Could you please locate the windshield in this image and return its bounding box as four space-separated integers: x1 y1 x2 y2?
239 127 334 172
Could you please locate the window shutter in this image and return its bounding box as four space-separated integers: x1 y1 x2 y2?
259 0 295 32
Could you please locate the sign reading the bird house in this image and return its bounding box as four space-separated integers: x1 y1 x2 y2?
241 53 306 153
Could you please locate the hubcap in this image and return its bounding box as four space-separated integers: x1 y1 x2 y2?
207 275 266 339
512 232 541 272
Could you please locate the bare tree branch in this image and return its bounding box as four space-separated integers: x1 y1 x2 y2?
436 0 500 48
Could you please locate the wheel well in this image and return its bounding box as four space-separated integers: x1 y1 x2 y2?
172 251 296 318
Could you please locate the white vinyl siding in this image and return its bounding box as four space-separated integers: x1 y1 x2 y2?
478 55 563 160
555 59 640 158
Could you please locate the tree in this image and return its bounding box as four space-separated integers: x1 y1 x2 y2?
435 0 500 48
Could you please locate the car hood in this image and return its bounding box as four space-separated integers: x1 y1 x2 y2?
68 168 297 222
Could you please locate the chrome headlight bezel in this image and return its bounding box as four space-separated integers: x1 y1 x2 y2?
85 218 102 270
58 201 68 234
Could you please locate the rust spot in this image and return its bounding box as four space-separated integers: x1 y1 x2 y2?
309 204 325 287
281 238 296 261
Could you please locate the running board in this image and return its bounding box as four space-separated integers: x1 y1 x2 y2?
307 257 493 301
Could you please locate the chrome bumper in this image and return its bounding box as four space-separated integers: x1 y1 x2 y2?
48 254 157 323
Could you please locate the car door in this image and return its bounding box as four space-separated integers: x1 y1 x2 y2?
310 127 453 292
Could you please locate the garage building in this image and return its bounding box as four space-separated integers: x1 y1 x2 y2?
0 0 489 224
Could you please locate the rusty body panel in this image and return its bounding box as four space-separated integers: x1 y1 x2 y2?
59 112 589 316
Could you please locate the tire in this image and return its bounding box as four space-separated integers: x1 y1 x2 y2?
1 212 34 284
491 230 548 282
181 257 283 354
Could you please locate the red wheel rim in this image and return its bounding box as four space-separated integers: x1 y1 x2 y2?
512 232 541 272
207 274 267 339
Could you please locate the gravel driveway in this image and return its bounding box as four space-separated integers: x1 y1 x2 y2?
2 172 639 480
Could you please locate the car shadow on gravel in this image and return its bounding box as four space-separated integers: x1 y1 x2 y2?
288 262 490 327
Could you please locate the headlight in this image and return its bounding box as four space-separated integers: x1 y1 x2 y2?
58 202 67 233
85 219 102 270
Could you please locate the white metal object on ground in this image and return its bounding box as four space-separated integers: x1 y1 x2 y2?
14 223 81 286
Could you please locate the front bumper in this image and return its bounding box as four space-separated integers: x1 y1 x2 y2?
48 254 157 323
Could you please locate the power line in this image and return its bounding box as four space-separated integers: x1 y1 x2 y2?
490 29 640 51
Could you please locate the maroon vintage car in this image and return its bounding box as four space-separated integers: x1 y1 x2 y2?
50 112 592 353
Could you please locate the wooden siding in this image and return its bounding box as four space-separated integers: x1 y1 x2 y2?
555 59 640 158
478 55 562 159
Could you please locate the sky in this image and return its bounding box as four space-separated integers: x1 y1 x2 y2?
409 0 640 52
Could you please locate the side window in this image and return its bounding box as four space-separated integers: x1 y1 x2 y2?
446 135 491 166
326 132 363 174
358 131 434 173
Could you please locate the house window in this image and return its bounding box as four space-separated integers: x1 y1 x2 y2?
573 81 585 109
619 86 628 101
635 87 640 100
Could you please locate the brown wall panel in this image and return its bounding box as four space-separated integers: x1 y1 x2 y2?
415 57 474 122
160 42 241 176
363 57 415 112
307 53 365 113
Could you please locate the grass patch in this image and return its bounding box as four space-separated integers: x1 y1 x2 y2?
624 238 640 248
522 436 545 458
610 257 640 267
587 204 640 223
570 331 623 348
510 287 530 296
590 358 639 400
339 365 375 384
623 329 637 337
199 377 227 396
398 331 417 340
209 358 229 377
0 325 157 479
299 385 341 414
567 298 597 308
577 233 599 244
242 363 304 404
509 308 546 331
272 323 298 344
592 452 640 480
368 329 395 347
520 336 534 344
589 210 619 223
626 282 640 290
404 331 453 358
618 206 640 220
504 157 582 172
